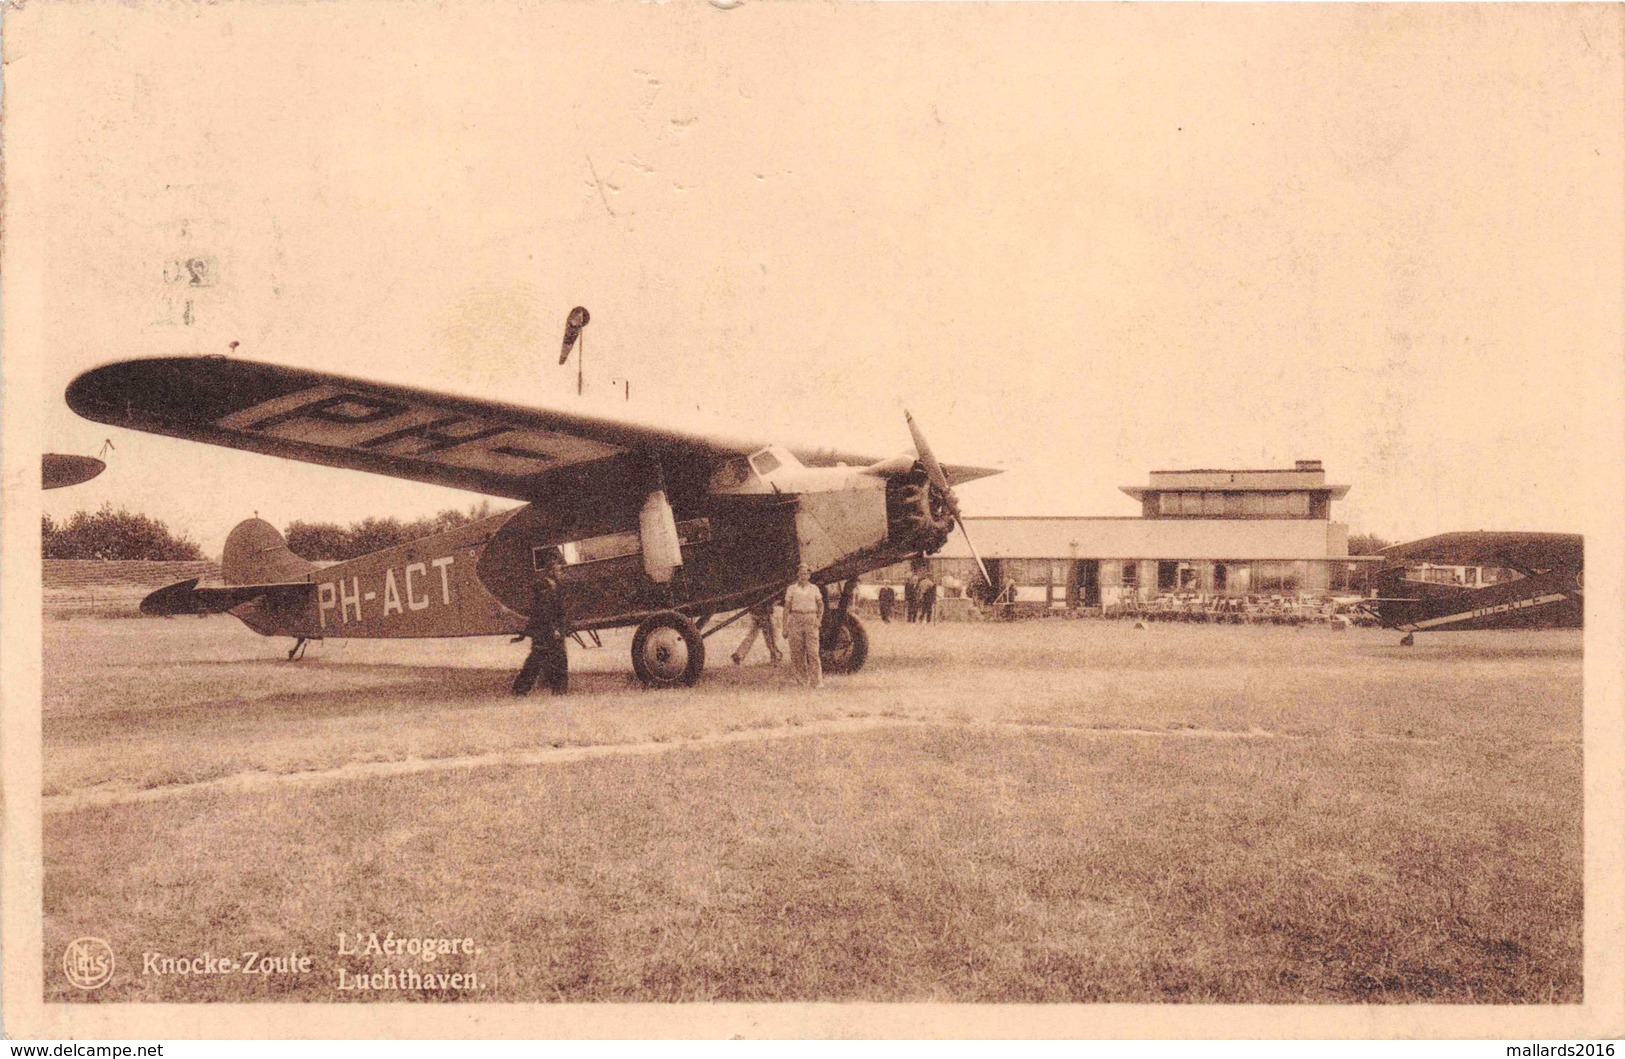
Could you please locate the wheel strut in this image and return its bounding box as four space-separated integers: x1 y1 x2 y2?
822 578 859 648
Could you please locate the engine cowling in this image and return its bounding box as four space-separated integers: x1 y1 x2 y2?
886 472 954 551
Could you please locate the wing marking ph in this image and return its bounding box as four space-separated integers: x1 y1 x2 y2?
216 384 622 478
66 357 1003 500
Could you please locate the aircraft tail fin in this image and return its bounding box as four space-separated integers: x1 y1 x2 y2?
222 518 316 586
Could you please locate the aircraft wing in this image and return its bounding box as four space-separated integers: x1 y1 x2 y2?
1381 532 1583 573
42 454 106 490
68 357 999 500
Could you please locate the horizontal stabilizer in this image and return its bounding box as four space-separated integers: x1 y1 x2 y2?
141 577 315 617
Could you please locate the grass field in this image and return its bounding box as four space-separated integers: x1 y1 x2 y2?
41 616 1582 1003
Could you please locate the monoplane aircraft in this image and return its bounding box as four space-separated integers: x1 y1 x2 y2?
67 356 997 687
1365 531 1583 645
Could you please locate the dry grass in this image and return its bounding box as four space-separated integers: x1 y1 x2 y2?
45 618 1578 794
41 616 1582 1003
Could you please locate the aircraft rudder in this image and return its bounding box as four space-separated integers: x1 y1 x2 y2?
222 517 317 586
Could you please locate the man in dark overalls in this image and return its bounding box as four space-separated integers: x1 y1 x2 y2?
513 551 570 696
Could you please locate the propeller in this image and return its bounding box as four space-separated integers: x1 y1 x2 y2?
905 410 991 589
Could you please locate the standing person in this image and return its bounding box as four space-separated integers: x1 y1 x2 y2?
878 584 896 623
783 563 825 687
513 551 570 696
904 572 920 623
919 573 938 624
731 597 783 666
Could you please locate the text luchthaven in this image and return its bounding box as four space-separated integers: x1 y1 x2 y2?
335 931 484 994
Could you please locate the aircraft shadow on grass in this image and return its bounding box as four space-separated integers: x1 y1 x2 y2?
1355 641 1582 663
53 658 861 742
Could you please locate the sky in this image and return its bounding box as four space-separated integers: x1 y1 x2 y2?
10 3 1622 554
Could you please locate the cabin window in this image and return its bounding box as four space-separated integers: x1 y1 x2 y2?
574 530 640 564
1405 565 1466 585
539 518 715 570
749 449 781 476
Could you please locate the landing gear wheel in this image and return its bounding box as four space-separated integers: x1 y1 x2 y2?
631 611 706 688
820 611 870 675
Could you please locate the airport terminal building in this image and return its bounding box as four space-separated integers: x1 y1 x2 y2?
870 460 1365 609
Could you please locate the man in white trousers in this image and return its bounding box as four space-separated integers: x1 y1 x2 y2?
782 563 825 688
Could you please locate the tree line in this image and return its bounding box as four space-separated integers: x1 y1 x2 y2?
43 501 501 562
43 507 205 561
45 503 1395 563
283 501 498 560
1346 533 1393 556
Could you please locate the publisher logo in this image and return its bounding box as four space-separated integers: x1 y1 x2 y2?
63 937 114 990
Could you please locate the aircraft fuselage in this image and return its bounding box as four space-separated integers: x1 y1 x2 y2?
229 468 932 640
1370 567 1583 633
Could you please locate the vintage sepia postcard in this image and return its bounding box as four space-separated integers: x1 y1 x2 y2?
2 0 1622 1041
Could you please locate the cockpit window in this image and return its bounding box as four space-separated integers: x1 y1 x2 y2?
710 456 754 490
749 449 781 476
